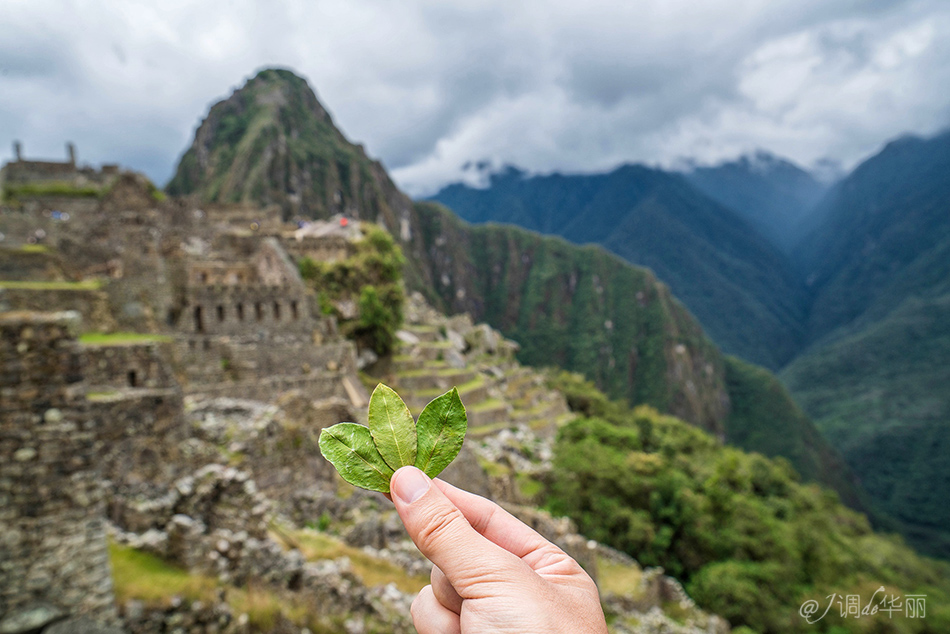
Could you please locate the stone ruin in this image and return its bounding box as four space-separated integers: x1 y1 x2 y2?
0 312 118 632
0 142 121 192
0 153 731 634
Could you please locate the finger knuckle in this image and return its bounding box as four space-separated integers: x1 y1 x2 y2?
416 506 466 552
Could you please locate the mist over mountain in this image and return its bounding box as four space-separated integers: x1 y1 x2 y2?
429 129 950 558
684 151 829 253
430 164 810 371
783 129 950 557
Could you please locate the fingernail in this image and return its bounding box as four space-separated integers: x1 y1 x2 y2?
392 466 430 505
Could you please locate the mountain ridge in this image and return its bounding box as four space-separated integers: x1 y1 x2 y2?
164 67 866 514
430 161 810 370
684 151 828 252
782 128 950 557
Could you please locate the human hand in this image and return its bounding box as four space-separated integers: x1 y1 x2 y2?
389 466 609 634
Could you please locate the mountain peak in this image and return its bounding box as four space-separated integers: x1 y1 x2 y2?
165 68 393 221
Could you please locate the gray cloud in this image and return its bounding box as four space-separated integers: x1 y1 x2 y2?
0 0 948 197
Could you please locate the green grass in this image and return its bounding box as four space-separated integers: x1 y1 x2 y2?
469 397 504 413
86 390 120 401
514 473 544 500
414 374 484 398
597 557 644 597
2 181 102 200
79 332 173 345
110 542 343 634
397 366 471 378
0 279 102 290
109 542 218 604
13 244 50 253
272 528 427 594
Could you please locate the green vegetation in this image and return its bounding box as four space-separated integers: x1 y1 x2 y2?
723 356 866 512
79 332 172 345
2 181 102 202
785 130 950 558
320 384 467 490
429 164 809 370
145 181 167 202
0 279 102 290
596 557 643 597
110 542 341 633
166 68 383 221
299 224 405 356
110 542 217 604
14 244 50 253
410 201 723 426
543 383 950 633
411 203 863 506
274 528 427 594
782 294 950 558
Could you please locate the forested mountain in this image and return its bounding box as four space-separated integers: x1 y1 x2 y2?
166 68 414 229
684 151 828 252
783 130 950 558
165 67 864 511
429 129 950 558
430 165 809 370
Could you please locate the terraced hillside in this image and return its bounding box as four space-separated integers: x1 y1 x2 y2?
375 295 574 440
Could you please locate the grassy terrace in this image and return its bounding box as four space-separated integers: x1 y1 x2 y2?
397 366 471 378
0 279 102 290
468 397 504 413
109 543 333 632
86 390 120 401
8 244 51 254
413 374 485 398
111 527 426 632
2 181 102 200
273 528 428 594
79 332 173 345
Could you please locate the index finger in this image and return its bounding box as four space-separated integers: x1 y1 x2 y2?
433 479 565 561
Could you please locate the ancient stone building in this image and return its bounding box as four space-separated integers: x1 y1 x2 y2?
0 312 117 631
178 237 313 340
0 142 119 189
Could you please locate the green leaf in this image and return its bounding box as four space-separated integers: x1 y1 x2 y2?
415 387 468 479
319 422 395 493
368 383 417 470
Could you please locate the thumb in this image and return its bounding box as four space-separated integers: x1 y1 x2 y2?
390 466 527 594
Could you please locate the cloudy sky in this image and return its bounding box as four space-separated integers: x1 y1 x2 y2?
1 0 949 196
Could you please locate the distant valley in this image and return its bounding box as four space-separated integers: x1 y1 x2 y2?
429 132 950 558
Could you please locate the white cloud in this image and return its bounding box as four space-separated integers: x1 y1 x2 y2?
0 0 948 195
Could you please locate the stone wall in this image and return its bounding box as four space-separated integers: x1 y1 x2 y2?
0 247 66 282
90 388 188 489
0 287 117 333
190 372 347 402
281 234 354 263
181 284 313 338
0 311 117 630
83 341 176 390
174 335 358 392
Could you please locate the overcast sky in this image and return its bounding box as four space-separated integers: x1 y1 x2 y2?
1 0 948 196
